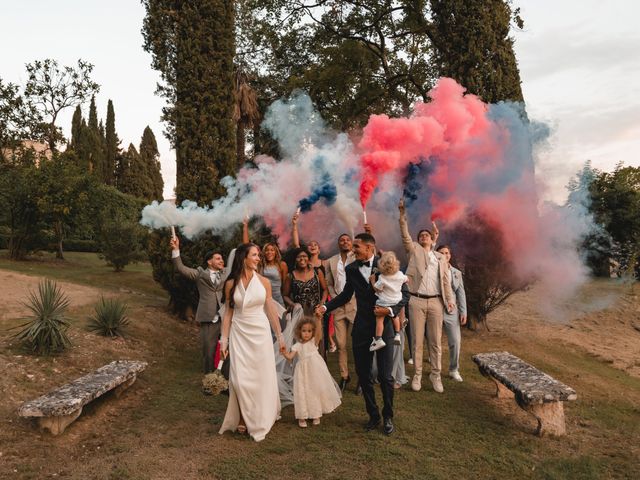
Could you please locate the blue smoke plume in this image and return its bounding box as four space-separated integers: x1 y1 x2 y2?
298 155 338 212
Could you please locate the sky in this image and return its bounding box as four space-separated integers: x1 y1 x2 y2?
1 0 638 204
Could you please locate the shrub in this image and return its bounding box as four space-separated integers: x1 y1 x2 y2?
14 279 71 355
88 297 129 337
98 218 148 271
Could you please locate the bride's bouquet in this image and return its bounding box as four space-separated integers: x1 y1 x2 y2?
202 359 228 395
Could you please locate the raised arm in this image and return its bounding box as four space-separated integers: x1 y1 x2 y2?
291 211 300 248
242 215 250 243
432 220 440 249
398 199 414 255
170 236 199 280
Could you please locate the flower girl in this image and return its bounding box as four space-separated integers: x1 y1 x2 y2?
282 317 342 427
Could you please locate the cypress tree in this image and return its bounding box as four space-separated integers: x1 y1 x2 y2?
142 0 236 205
70 106 83 149
140 126 164 201
105 100 119 185
142 0 237 317
88 95 99 130
118 143 156 201
429 0 524 103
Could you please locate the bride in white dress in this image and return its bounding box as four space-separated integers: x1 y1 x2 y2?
219 243 286 442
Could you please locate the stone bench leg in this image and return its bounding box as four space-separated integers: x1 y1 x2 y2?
114 375 137 398
38 407 83 436
491 378 515 399
523 402 566 437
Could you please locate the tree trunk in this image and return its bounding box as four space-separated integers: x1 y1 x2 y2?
8 234 25 260
55 220 64 260
236 122 245 170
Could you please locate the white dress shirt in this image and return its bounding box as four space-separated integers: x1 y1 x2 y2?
358 255 375 281
335 254 347 294
417 250 442 296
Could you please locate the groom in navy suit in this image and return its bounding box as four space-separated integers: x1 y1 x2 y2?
317 233 409 435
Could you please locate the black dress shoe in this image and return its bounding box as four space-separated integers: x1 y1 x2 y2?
364 418 381 432
355 384 363 396
383 418 395 435
339 376 350 391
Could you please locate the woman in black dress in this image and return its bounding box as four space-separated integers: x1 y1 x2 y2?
283 247 328 353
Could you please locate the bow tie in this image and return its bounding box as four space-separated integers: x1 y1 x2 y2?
356 260 371 268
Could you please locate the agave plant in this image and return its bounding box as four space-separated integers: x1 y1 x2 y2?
14 279 71 355
88 297 129 337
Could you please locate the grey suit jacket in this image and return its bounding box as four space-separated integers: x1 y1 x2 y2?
172 249 235 323
449 266 467 318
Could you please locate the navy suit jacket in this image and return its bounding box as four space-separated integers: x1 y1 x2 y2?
325 256 409 348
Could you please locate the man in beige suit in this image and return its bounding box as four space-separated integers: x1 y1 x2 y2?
170 237 234 374
398 199 455 393
323 233 357 391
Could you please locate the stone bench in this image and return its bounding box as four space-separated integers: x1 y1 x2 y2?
18 360 147 435
473 352 577 436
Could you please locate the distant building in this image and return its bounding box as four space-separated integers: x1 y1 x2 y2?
1 140 52 164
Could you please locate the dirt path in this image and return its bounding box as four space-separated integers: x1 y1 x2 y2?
0 270 105 322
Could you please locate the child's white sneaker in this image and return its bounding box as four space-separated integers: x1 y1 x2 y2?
393 333 401 345
369 337 386 351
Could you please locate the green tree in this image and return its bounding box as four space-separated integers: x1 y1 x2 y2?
0 77 45 159
105 99 119 185
118 143 154 200
35 154 92 259
24 59 100 152
142 0 236 204
0 151 42 259
70 105 82 150
98 217 148 272
88 95 99 130
429 0 524 103
142 0 238 317
139 126 164 200
237 0 437 132
590 164 640 277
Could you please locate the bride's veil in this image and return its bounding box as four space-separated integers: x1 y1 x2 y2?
273 303 304 407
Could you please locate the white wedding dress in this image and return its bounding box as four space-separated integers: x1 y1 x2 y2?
219 275 281 442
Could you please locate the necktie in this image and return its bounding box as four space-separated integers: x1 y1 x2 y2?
357 260 371 268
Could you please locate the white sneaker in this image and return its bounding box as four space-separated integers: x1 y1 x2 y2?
449 371 463 382
411 374 422 392
393 333 401 345
408 358 414 365
369 338 386 351
430 374 444 393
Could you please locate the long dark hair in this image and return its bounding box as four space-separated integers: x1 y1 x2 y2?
226 242 259 309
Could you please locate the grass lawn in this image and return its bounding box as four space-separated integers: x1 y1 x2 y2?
0 252 638 479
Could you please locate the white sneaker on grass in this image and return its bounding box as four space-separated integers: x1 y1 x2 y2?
449 371 463 382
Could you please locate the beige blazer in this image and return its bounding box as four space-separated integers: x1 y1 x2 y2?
323 252 356 321
399 212 455 308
